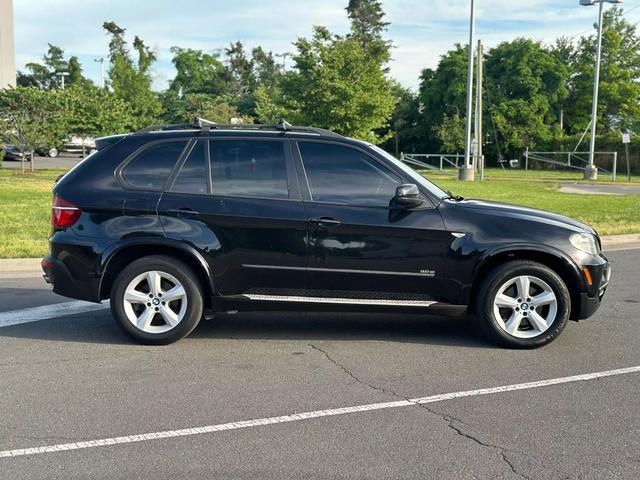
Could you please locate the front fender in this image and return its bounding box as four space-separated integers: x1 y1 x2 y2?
474 243 583 282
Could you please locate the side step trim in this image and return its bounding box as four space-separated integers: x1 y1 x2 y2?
243 294 437 307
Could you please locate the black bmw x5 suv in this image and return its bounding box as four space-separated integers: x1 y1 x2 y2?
42 119 610 348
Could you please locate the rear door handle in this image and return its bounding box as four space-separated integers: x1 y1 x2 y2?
309 217 342 227
167 208 200 217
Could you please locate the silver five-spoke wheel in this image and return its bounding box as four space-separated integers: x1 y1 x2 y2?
493 275 557 339
123 270 188 334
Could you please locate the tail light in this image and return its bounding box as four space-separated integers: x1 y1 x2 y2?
52 195 81 228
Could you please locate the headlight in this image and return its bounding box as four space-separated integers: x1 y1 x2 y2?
570 233 600 255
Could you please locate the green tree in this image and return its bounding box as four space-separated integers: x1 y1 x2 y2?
275 26 394 142
0 87 67 172
566 7 640 134
380 82 422 155
417 44 469 152
17 44 88 89
433 111 466 154
485 38 568 156
167 93 248 124
63 84 131 155
168 47 229 96
103 21 161 129
346 0 391 62
225 41 254 97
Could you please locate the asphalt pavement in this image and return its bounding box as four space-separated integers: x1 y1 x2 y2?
559 183 640 195
0 248 639 479
1 153 83 170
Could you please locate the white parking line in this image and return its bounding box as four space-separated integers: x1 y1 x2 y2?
1 364 639 459
0 301 109 328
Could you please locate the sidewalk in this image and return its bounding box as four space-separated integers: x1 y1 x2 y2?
1 234 638 273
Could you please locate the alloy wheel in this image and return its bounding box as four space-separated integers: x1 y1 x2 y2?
492 275 558 339
122 270 188 334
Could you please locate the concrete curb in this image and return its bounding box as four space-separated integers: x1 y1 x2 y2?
0 258 42 272
0 233 638 273
600 234 640 248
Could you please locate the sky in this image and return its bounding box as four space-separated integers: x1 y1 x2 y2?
12 0 640 91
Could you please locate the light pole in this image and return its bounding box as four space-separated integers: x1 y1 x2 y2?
94 57 105 89
579 0 623 180
460 0 476 181
56 71 69 89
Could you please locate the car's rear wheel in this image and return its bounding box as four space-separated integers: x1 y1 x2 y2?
110 255 203 345
476 260 570 348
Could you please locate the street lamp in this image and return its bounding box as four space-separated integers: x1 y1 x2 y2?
56 71 69 89
579 0 623 180
460 0 476 181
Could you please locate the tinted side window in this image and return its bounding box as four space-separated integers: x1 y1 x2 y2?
171 141 208 194
122 141 187 190
210 140 289 199
298 142 401 206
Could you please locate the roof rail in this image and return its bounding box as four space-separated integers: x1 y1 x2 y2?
133 117 343 138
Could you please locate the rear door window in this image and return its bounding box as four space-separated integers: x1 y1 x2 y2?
122 140 187 190
209 139 289 199
171 141 208 194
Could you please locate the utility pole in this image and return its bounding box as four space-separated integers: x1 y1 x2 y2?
460 0 476 181
579 0 623 180
586 0 605 180
474 39 483 178
94 57 105 89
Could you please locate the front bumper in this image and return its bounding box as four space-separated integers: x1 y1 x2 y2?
575 261 611 320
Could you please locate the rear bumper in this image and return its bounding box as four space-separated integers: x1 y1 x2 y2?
41 255 100 303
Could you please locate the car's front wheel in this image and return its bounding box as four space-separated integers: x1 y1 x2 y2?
110 255 203 345
476 260 570 348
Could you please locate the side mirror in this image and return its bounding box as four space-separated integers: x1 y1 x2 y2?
392 184 423 209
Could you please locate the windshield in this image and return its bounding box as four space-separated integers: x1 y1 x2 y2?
367 144 449 200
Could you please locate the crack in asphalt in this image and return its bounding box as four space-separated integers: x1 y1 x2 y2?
308 343 533 480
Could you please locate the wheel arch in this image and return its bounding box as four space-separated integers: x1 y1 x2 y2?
98 239 215 306
468 245 583 320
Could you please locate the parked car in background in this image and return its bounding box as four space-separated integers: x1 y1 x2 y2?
42 119 611 348
64 136 97 157
2 144 31 161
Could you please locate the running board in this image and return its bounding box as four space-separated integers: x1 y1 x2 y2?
243 294 437 307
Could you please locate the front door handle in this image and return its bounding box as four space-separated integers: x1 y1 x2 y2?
309 217 342 228
167 208 200 217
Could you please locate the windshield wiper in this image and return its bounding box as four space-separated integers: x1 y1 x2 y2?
444 191 464 201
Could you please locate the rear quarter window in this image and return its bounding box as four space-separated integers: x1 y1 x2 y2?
121 140 188 190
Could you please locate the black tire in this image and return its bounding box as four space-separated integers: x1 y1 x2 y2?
476 260 570 349
110 255 203 345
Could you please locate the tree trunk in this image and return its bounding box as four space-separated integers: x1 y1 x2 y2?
30 150 34 172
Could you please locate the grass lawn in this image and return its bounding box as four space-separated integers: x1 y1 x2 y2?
419 167 640 183
0 169 65 259
0 168 638 259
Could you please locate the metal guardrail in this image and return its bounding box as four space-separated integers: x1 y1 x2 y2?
401 153 486 180
524 149 618 181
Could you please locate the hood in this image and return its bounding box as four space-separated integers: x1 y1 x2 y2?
453 199 595 235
